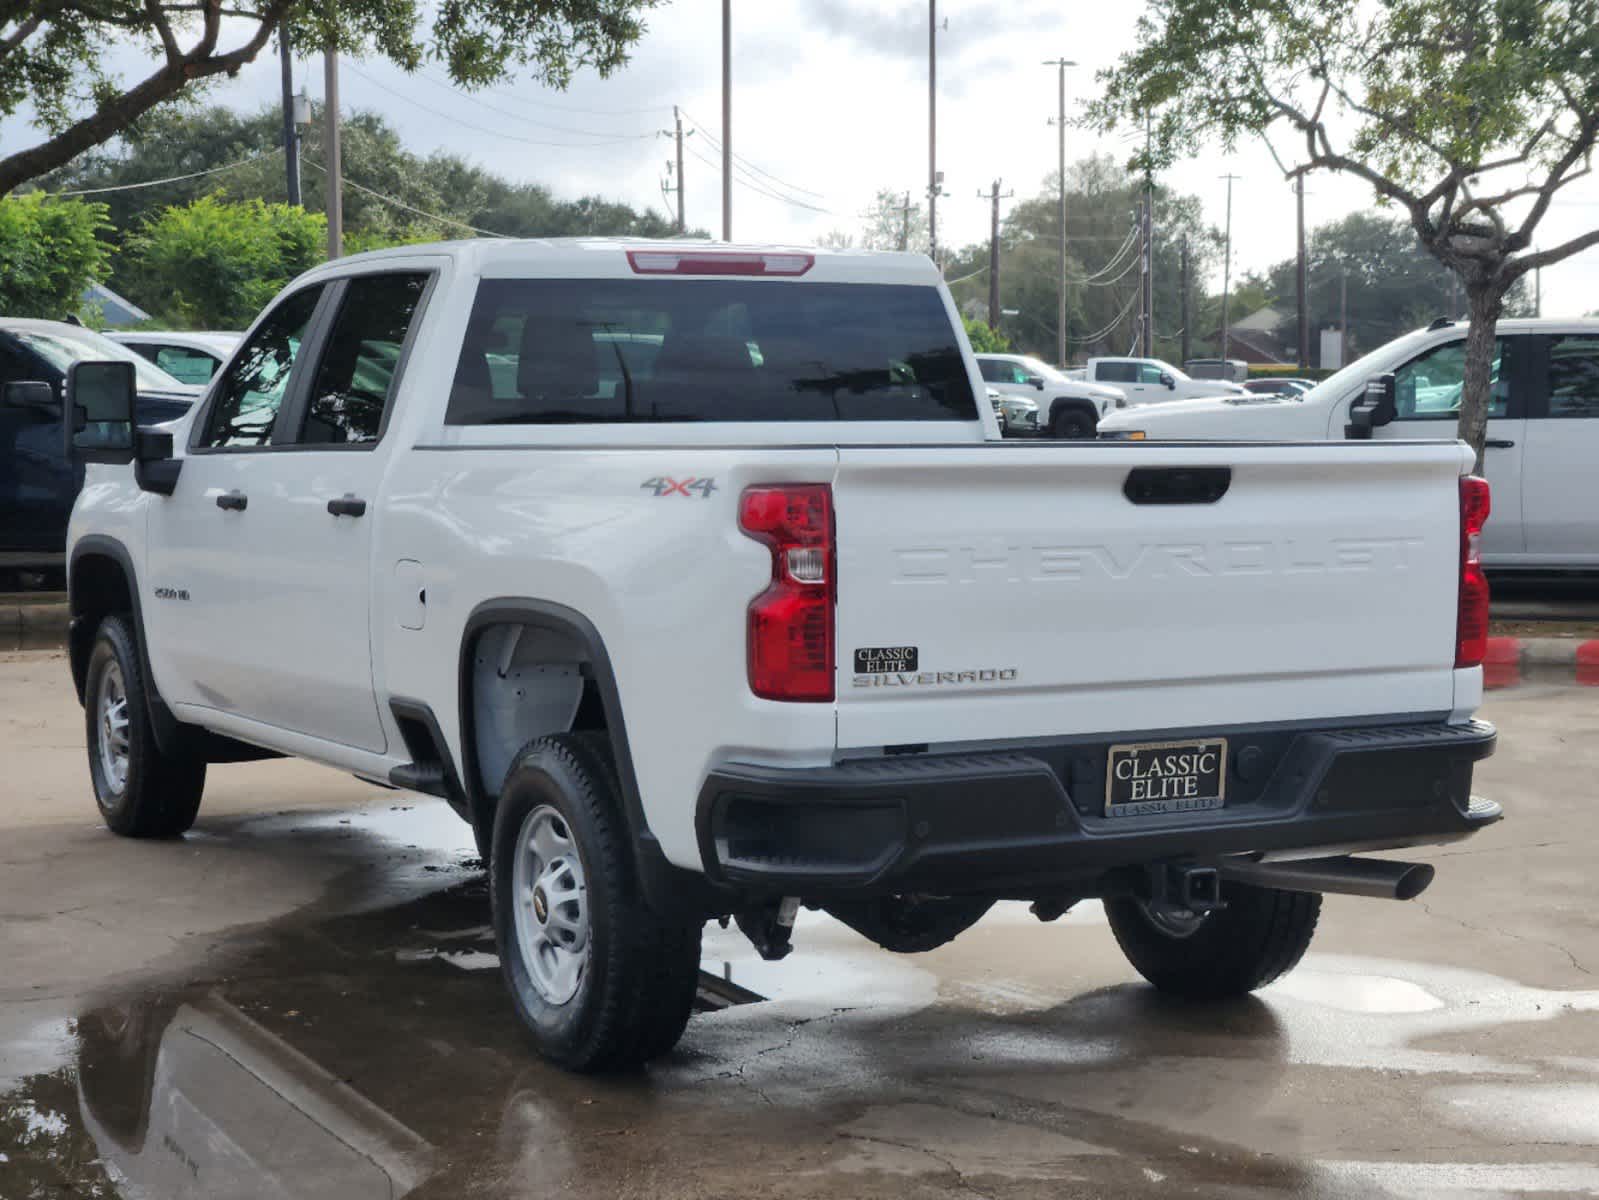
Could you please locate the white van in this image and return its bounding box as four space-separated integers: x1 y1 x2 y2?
1098 318 1599 571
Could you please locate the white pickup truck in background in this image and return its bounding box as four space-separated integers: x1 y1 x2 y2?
1098 317 1599 572
1080 356 1248 404
31 240 1499 1074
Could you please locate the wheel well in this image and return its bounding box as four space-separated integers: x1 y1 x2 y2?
1049 397 1100 427
464 622 602 808
68 551 134 702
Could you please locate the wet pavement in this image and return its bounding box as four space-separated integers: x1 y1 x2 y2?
3 651 1599 1198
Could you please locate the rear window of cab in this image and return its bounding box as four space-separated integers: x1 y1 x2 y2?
445 279 977 424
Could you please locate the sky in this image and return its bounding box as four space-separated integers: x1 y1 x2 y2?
4 0 1597 317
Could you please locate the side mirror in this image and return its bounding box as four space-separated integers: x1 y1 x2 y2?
63 360 137 465
1159 372 1175 389
2 380 60 419
1027 375 1045 390
1344 372 1397 440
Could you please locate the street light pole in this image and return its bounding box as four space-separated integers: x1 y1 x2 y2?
721 0 731 241
278 25 300 206
324 38 342 260
1219 172 1240 363
1044 58 1075 367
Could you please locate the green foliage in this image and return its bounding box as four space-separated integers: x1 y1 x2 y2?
0 0 662 195
962 317 1010 354
0 193 110 319
120 195 326 328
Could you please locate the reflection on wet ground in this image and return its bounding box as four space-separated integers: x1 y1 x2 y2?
4 814 1599 1200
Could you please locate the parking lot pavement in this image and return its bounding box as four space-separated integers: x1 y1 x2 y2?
3 649 1598 1199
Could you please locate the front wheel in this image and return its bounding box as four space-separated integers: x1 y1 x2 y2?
490 734 702 1072
85 615 206 837
1104 882 1320 1000
1051 408 1096 440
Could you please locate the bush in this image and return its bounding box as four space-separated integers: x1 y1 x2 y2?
0 194 110 319
963 317 1011 354
120 195 326 328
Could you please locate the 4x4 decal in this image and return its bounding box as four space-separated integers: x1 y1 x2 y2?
641 477 717 499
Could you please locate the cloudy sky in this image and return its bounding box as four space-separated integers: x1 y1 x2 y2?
6 0 1598 316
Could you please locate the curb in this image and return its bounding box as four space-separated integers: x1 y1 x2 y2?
1 594 69 639
1483 635 1599 689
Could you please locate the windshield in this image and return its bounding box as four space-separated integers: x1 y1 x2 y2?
447 279 978 424
14 327 190 394
1299 329 1436 408
1018 356 1070 382
1153 360 1191 382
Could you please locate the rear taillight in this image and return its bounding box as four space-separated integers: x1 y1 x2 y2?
1456 475 1491 668
739 484 834 701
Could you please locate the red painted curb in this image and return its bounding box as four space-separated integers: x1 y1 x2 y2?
1483 637 1523 690
1577 640 1599 687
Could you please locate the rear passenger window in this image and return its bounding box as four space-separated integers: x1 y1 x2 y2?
446 279 977 424
1545 337 1599 419
299 273 429 445
198 286 322 449
1096 362 1136 383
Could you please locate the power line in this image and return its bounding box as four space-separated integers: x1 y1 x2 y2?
302 157 510 238
343 63 655 148
679 109 827 199
1071 287 1139 344
683 144 829 214
944 263 988 286
52 148 283 195
415 68 671 117
406 68 658 139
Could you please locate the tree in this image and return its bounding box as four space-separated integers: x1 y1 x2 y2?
1091 0 1599 470
0 0 661 197
962 317 1010 354
120 195 326 327
0 193 109 318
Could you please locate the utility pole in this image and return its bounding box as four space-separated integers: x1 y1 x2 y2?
1044 58 1076 367
323 36 342 259
1179 235 1191 367
721 0 731 241
1141 113 1154 358
1536 257 1543 317
1295 177 1309 369
672 106 685 233
928 0 938 265
899 191 911 252
278 26 301 206
980 179 1013 328
1339 266 1349 367
1218 172 1239 363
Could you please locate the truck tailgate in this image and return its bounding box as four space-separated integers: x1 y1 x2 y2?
833 441 1472 751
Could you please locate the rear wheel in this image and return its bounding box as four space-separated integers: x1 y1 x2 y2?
85 615 206 837
1104 882 1320 1000
1051 407 1095 440
490 733 702 1071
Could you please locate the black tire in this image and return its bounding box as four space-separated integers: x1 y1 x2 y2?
1105 882 1320 1000
1051 406 1096 440
490 733 702 1072
84 615 206 837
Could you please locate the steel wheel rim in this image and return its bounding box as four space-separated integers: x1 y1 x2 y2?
1139 899 1208 939
511 804 590 1006
96 661 130 794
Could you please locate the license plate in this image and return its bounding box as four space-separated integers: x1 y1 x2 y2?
1104 738 1228 817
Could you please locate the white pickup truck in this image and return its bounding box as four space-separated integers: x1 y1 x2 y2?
35 240 1499 1073
1082 356 1248 404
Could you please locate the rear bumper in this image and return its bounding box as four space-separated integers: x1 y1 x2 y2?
696 719 1499 896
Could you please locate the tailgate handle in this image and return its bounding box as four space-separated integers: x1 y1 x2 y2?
1123 467 1231 505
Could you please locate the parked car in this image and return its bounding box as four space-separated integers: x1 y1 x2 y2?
975 352 1123 438
985 386 1013 434
1242 377 1315 397
983 383 1038 434
1183 357 1250 383
1098 317 1599 571
111 330 241 386
60 240 1497 1074
1081 356 1247 404
1 319 196 570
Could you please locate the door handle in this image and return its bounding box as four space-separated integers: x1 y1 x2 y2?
1485 439 1516 449
327 494 367 518
215 491 247 511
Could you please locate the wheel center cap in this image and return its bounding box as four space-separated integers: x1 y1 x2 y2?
533 886 549 923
